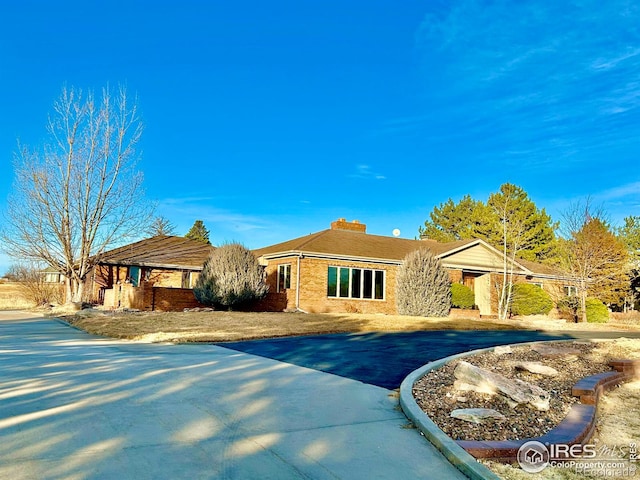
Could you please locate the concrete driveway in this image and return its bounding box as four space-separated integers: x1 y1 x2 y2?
0 312 466 480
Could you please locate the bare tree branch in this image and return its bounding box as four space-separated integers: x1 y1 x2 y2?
1 85 153 303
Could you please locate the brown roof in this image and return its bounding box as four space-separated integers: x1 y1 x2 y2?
254 227 564 278
97 235 214 270
515 257 564 277
254 229 477 262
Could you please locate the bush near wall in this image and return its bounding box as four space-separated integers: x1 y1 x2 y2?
557 295 580 322
586 297 609 323
396 248 450 317
451 283 475 309
510 283 553 316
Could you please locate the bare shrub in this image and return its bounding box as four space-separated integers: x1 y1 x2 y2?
194 243 268 310
611 311 640 325
5 264 64 306
396 248 451 317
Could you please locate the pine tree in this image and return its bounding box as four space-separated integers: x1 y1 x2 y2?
419 195 490 242
185 220 211 244
419 184 558 264
617 216 640 309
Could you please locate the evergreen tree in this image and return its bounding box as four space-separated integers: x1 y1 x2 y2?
396 248 451 317
193 243 268 309
419 184 558 264
419 195 490 242
486 183 558 263
185 220 211 244
617 216 640 309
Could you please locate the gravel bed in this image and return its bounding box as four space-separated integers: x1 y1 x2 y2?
412 339 639 441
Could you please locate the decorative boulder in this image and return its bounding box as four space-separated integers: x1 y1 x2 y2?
514 361 559 377
453 361 550 411
531 344 580 359
450 408 506 424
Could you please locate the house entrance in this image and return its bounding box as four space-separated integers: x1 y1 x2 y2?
462 271 483 291
461 271 492 316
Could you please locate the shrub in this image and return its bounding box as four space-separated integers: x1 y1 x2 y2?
193 243 268 310
557 295 580 322
396 248 450 317
586 297 609 323
451 283 475 309
509 283 553 316
5 263 65 306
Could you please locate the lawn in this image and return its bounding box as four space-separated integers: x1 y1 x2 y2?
0 282 36 310
63 309 530 343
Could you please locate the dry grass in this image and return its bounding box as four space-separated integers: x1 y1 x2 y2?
501 314 640 332
62 310 530 343
485 378 640 480
57 306 640 344
0 282 36 310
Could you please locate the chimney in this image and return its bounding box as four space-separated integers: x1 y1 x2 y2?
330 218 367 233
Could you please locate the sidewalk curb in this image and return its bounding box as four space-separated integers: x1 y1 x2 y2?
400 346 502 480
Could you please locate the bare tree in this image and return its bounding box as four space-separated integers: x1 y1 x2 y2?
146 216 176 236
560 200 628 322
1 85 152 303
487 184 530 320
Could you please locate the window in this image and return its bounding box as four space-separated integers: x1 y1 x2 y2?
564 285 578 296
327 266 385 300
43 272 61 283
277 264 291 292
128 266 141 287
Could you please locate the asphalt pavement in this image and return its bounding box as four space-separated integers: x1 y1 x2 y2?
220 329 640 389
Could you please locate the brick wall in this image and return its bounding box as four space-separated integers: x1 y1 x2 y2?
330 218 367 232
257 256 577 316
448 269 463 283
152 287 203 311
298 257 398 314
262 258 299 311
101 282 203 311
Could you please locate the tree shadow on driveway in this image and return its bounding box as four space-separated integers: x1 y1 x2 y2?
0 314 470 479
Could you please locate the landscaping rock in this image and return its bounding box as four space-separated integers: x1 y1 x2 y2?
450 408 507 424
453 361 550 411
183 307 215 312
494 345 513 355
531 344 580 358
514 361 559 376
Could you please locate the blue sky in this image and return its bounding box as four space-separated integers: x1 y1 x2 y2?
2 0 640 273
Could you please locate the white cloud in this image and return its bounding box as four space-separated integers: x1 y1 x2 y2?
349 164 386 180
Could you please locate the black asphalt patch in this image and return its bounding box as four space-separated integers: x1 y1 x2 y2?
219 330 640 389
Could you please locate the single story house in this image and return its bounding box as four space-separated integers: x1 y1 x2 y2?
254 218 573 316
87 235 214 310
